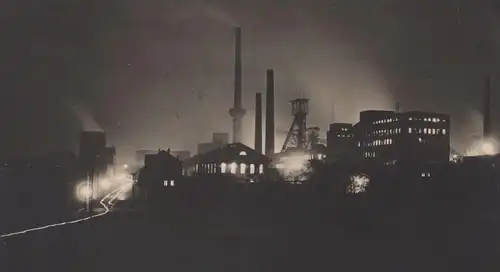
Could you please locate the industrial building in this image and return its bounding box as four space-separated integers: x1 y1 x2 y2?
137 149 183 200
353 110 450 164
79 131 111 177
170 150 191 161
183 143 269 178
135 150 157 166
326 123 356 162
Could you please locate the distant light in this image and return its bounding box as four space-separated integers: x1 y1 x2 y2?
482 141 496 155
347 174 370 194
76 182 93 202
123 164 129 169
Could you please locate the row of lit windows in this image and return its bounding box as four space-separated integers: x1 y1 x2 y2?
194 163 264 175
364 152 376 158
340 127 350 132
373 118 398 125
370 128 402 136
409 117 446 123
367 138 393 147
336 134 353 138
408 128 446 135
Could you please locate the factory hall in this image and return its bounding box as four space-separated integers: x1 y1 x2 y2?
183 143 269 178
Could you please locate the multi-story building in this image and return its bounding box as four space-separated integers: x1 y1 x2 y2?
355 110 450 164
326 123 355 162
138 149 183 200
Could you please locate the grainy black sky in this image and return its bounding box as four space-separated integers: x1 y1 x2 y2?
1 0 499 159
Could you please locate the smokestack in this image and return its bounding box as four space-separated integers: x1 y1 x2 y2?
484 75 491 139
234 27 242 109
255 93 262 153
228 26 245 143
265 69 275 157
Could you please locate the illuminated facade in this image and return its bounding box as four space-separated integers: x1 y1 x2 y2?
183 143 269 178
355 110 450 164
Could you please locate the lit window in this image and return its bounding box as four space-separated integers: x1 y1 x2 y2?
250 164 255 174
164 180 169 186
170 180 175 186
221 163 227 173
195 164 198 172
240 163 246 174
432 128 436 135
424 128 427 134
418 137 423 143
409 117 413 121
409 127 412 133
389 139 393 144
443 129 447 135
358 141 361 147
239 151 247 156
230 162 237 174
259 164 264 174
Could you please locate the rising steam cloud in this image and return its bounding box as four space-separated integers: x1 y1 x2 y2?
63 98 102 131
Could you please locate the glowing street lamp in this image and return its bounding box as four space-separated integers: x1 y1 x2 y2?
76 182 93 202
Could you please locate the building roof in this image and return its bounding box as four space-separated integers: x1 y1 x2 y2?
184 143 269 166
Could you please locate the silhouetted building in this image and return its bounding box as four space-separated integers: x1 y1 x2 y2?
354 110 450 164
104 146 116 166
138 149 183 200
327 123 356 162
184 143 270 178
171 150 191 161
79 131 107 175
135 150 157 166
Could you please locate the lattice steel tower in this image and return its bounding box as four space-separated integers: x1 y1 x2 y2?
281 98 310 152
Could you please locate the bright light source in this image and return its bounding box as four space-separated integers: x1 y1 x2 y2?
76 182 93 202
123 164 129 169
230 162 237 174
482 141 496 155
276 152 309 180
466 138 499 156
347 174 370 194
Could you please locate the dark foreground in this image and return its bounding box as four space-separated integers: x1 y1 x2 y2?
2 192 500 272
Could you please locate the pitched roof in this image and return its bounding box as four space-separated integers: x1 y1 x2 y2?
185 143 269 165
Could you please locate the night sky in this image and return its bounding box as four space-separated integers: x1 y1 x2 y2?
1 0 499 160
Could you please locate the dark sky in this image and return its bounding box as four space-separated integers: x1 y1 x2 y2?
1 0 500 160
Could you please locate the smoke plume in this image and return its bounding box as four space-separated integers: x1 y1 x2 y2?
63 98 102 131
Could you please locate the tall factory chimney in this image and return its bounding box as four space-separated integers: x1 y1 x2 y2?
229 26 246 143
254 93 263 154
265 69 275 157
483 75 492 139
